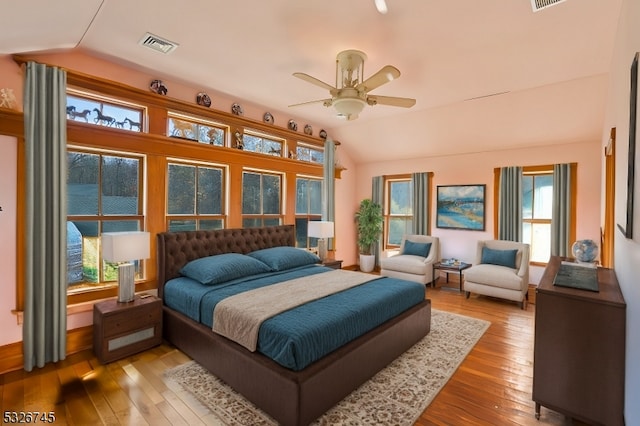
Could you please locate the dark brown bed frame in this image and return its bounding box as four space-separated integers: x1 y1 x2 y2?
157 225 431 426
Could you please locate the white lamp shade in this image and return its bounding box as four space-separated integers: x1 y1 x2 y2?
102 231 150 262
308 221 334 239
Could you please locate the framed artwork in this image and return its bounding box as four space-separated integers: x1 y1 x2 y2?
619 52 638 239
436 184 486 231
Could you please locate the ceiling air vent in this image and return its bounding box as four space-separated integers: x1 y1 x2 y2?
138 32 178 54
531 0 567 12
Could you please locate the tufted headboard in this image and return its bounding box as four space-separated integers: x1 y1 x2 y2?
156 225 295 299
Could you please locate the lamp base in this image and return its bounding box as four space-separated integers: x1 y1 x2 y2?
318 238 328 261
117 263 136 303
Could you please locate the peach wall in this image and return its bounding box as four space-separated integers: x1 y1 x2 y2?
347 140 602 284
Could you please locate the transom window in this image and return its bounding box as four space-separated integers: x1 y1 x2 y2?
167 112 227 146
166 161 226 231
385 177 413 247
66 91 144 132
66 149 144 291
522 171 553 263
296 143 324 164
242 170 283 227
242 130 284 157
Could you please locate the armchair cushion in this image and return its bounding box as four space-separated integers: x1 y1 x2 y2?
480 247 518 269
381 255 430 275
463 264 524 291
403 241 432 257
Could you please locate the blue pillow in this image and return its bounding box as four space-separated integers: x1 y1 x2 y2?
403 240 432 257
247 246 320 271
179 253 271 285
481 247 518 268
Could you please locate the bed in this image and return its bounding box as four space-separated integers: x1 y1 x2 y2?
157 225 431 426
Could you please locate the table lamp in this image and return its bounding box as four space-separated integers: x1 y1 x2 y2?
308 221 334 261
102 231 150 303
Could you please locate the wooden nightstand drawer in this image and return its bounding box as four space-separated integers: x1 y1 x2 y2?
102 301 161 337
93 295 162 363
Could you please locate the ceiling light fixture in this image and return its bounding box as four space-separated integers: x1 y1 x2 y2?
374 0 388 14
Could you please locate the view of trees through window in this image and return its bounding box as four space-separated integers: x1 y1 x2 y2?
167 163 225 231
242 171 282 227
522 173 553 263
67 151 143 290
386 179 413 246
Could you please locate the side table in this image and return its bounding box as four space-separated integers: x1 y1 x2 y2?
432 261 472 292
93 294 163 363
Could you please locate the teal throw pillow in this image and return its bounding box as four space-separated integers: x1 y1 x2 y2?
402 240 432 257
180 253 272 285
481 247 518 268
247 246 321 271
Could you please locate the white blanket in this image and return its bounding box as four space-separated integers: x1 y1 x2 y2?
212 269 376 351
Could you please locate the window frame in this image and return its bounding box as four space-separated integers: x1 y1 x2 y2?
493 164 577 266
166 159 228 231
294 175 323 248
383 174 413 250
66 147 146 294
241 168 285 227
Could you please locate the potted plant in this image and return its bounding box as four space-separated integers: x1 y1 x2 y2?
355 198 383 272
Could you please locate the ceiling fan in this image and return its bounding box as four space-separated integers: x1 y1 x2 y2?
290 50 416 121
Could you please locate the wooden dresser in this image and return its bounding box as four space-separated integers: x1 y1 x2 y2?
533 256 626 425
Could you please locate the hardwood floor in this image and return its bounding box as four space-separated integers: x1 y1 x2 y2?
1 285 584 425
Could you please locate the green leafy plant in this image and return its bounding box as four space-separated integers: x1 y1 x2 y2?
355 199 383 255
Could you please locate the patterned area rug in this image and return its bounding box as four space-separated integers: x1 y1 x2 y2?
164 309 490 425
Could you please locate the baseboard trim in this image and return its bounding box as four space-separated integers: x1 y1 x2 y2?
0 325 93 375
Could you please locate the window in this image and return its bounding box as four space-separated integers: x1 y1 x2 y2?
167 162 226 231
67 150 144 291
167 113 227 146
522 172 553 263
385 177 413 247
242 130 284 157
242 170 283 227
66 92 144 132
295 176 323 247
296 143 324 164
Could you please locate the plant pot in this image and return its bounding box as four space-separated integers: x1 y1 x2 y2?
359 254 376 273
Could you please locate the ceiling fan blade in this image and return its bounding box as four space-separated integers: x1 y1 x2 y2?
288 98 333 108
356 65 401 92
293 72 336 92
367 95 416 108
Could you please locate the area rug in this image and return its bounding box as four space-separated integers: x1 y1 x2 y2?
164 309 490 425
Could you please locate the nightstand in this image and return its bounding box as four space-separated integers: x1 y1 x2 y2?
93 294 162 364
322 259 343 269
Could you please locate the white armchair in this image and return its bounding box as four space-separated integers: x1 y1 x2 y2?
463 240 530 309
380 235 440 285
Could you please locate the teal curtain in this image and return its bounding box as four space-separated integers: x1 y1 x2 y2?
371 176 384 266
551 163 571 256
323 138 335 249
23 62 68 371
412 172 429 235
498 166 523 241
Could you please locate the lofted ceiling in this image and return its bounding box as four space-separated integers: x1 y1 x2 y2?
0 0 623 163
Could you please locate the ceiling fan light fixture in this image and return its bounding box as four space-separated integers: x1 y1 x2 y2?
333 97 366 120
